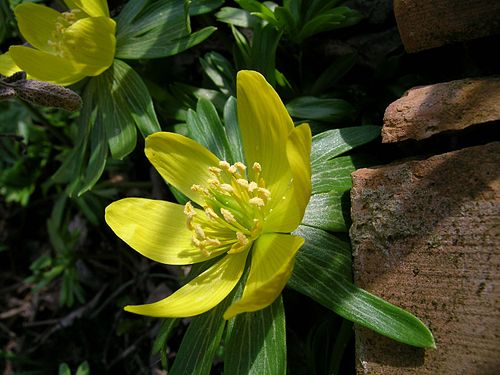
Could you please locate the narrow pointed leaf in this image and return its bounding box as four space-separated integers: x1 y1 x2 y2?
302 191 349 232
289 226 435 348
169 295 229 375
286 96 356 122
223 96 245 164
111 59 160 137
312 155 375 194
225 297 286 375
78 116 107 195
311 125 380 166
186 98 233 162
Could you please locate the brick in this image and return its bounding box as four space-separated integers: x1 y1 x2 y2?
382 77 500 143
394 0 500 53
350 142 500 374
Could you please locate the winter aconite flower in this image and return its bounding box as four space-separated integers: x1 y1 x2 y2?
105 70 311 319
2 0 115 86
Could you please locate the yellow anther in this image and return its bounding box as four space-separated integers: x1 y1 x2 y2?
208 166 222 175
258 187 272 198
208 179 221 189
236 231 249 246
191 237 202 247
206 238 221 246
220 208 236 223
249 197 265 207
228 165 237 174
252 162 262 173
220 183 234 193
235 162 247 173
194 224 206 240
248 181 258 192
237 179 249 188
204 207 219 220
219 161 231 170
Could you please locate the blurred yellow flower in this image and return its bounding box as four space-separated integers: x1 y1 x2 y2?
1 0 115 86
105 70 312 319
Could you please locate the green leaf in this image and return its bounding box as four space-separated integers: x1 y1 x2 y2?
225 296 286 375
93 65 136 160
312 155 375 194
289 226 435 348
78 117 107 196
58 363 71 375
286 96 356 122
110 59 161 137
310 53 357 95
311 125 380 166
297 6 363 41
302 191 349 232
235 0 280 27
199 51 236 96
216 6 256 28
152 319 179 368
169 302 228 375
116 0 189 58
223 96 245 164
189 0 224 15
186 98 233 162
116 0 216 59
75 361 90 375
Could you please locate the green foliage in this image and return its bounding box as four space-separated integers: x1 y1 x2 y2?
225 297 286 375
115 0 216 59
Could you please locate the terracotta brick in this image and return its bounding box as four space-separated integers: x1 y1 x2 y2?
350 142 500 374
394 0 500 53
382 77 500 143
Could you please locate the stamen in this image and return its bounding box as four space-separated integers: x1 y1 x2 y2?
220 208 236 223
219 161 231 170
220 183 234 193
194 224 206 240
236 231 249 246
249 197 265 207
248 181 258 192
209 166 222 175
258 187 272 199
206 238 221 246
204 207 219 220
237 179 249 189
185 161 272 256
235 162 247 174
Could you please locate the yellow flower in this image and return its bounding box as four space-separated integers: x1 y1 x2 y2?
105 70 312 319
0 52 22 77
3 0 115 86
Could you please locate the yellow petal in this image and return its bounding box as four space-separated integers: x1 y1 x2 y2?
14 3 60 52
223 233 304 319
145 132 221 206
105 198 220 265
264 124 312 232
9 46 86 85
125 251 249 317
64 0 110 17
237 70 294 203
0 52 22 76
63 17 116 76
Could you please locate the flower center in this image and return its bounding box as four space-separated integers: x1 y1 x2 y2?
47 10 84 56
184 161 272 256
